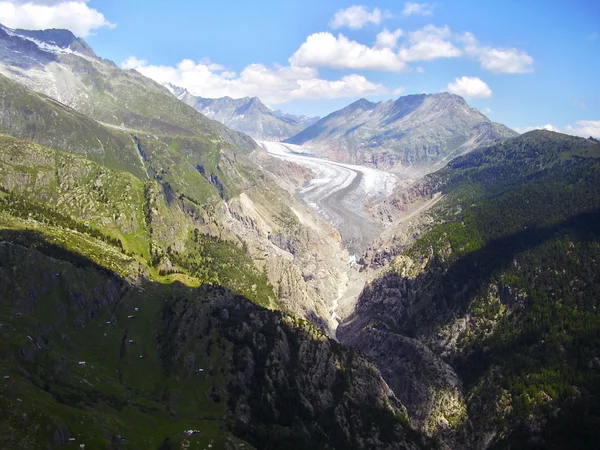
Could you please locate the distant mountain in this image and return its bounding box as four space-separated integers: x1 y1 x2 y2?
285 93 517 170
0 24 255 153
272 109 320 128
165 85 319 141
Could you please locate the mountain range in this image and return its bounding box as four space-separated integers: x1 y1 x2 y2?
1 21 600 450
0 24 426 448
164 83 319 141
285 93 517 170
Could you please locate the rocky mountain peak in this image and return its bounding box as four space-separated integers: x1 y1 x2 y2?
164 82 189 99
346 97 377 112
163 86 318 141
0 23 96 58
285 92 517 169
430 91 467 103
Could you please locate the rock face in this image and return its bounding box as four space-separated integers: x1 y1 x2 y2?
338 261 470 449
165 85 318 141
162 285 426 450
285 93 517 170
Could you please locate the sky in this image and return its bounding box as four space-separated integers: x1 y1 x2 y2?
0 0 599 136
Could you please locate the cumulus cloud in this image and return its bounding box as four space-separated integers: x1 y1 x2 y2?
402 2 435 16
564 120 600 138
290 32 409 71
290 25 462 72
447 76 492 98
329 5 384 30
375 28 403 49
121 57 399 104
0 0 115 37
462 32 533 73
515 121 600 138
514 124 560 134
398 24 461 61
121 56 146 70
477 48 533 73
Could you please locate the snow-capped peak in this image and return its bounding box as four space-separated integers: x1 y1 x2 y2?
163 82 189 100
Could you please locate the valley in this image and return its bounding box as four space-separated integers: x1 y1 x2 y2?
259 141 400 255
0 9 599 450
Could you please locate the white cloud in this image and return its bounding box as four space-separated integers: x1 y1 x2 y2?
290 25 462 72
290 32 409 71
330 5 383 30
463 32 533 73
0 0 115 37
564 120 600 138
402 2 435 16
122 57 399 104
375 28 403 49
515 121 600 138
398 25 461 61
514 124 560 134
447 76 492 98
121 56 146 70
477 48 533 73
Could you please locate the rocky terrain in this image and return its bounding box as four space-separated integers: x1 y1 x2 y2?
0 231 427 449
285 93 517 171
165 84 318 141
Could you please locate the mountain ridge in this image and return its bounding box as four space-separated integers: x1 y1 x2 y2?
338 130 600 448
165 84 319 141
285 92 517 170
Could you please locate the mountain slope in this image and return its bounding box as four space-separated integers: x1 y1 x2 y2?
0 25 355 333
0 129 430 449
285 93 517 170
168 86 317 141
0 69 352 333
0 231 425 450
0 24 255 153
338 131 600 448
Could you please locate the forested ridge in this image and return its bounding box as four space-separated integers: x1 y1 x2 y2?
352 131 600 448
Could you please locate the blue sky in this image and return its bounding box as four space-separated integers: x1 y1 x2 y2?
1 0 599 135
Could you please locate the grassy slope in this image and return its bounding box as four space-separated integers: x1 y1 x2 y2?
0 134 275 307
0 73 243 207
0 223 248 449
0 74 147 180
